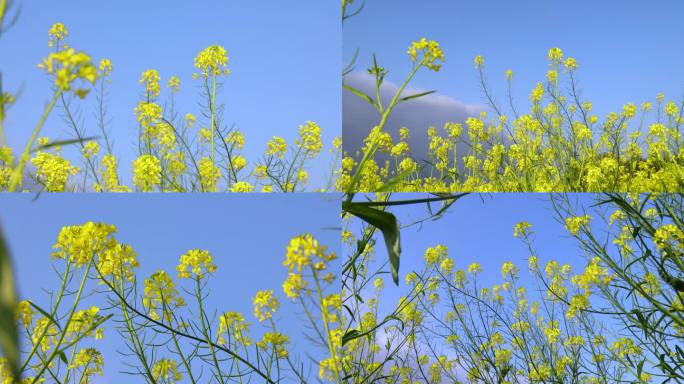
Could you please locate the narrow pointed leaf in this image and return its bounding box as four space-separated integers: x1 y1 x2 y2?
28 301 62 331
399 90 436 103
32 136 100 153
343 202 401 285
342 83 377 109
377 168 415 192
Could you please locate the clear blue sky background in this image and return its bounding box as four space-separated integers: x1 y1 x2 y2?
344 0 684 119
350 193 597 325
0 193 341 383
0 0 340 187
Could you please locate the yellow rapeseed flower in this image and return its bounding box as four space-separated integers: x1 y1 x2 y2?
176 249 217 279
253 290 279 322
194 45 229 78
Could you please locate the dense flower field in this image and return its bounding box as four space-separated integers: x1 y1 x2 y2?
0 19 340 192
341 193 684 383
342 38 684 192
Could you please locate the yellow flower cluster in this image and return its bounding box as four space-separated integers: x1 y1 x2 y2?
48 22 68 47
99 58 113 76
218 311 252 346
296 121 323 156
513 221 532 238
38 47 98 96
143 270 185 321
252 289 280 322
565 214 591 235
151 359 183 383
194 45 230 78
230 181 255 192
140 69 161 98
69 348 104 380
256 332 289 358
66 306 105 340
52 222 140 285
132 154 162 192
407 38 445 71
198 157 221 192
266 136 288 158
176 249 217 279
81 141 99 159
52 222 118 267
31 151 80 191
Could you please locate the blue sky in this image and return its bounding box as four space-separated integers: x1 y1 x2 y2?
344 0 684 119
0 0 339 187
0 193 341 382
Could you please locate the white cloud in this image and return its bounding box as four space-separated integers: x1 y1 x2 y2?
343 71 486 165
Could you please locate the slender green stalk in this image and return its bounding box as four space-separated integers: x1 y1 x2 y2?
211 75 217 165
346 62 421 192
9 88 62 191
195 277 226 384
30 261 92 384
312 268 342 384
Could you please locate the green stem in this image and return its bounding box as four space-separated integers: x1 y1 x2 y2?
161 297 197 384
312 267 342 384
196 277 225 384
9 88 62 191
211 75 217 166
347 63 422 192
31 261 92 384
20 261 72 373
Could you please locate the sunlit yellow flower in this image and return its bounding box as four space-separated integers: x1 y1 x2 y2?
564 215 591 235
177 249 216 279
38 48 99 94
70 348 104 379
282 272 308 299
31 152 80 191
167 75 180 93
48 22 68 47
98 59 113 76
82 141 100 159
194 45 230 78
256 332 289 358
296 121 323 156
132 154 161 192
152 359 183 383
513 221 532 238
144 270 185 321
226 131 245 150
230 181 254 192
253 289 279 322
198 157 221 192
407 38 445 71
474 55 485 68
547 47 563 63
139 69 161 98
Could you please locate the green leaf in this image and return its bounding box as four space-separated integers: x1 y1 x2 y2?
341 329 361 346
343 202 401 285
0 224 20 381
342 83 378 110
31 136 99 153
28 301 62 331
57 350 68 365
398 90 436 103
377 168 415 192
